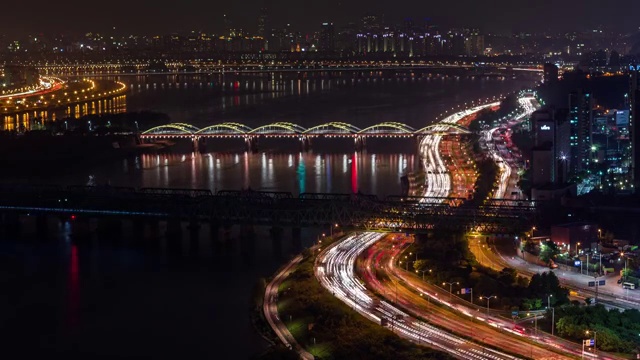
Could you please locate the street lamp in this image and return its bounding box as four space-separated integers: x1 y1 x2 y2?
479 295 497 316
531 226 537 238
621 253 629 281
330 223 338 237
443 281 459 299
548 294 555 336
576 242 581 256
586 330 597 355
409 251 417 262
416 269 431 281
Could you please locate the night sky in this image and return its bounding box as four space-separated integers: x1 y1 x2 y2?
3 0 639 36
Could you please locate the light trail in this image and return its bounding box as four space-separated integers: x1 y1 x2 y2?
480 96 538 199
419 102 499 203
316 233 522 360
0 76 65 100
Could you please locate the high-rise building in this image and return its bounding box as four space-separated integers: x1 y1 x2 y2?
629 66 640 189
223 14 233 37
257 7 269 50
531 109 571 186
362 14 381 32
319 23 335 53
543 63 559 84
568 90 594 176
464 30 484 56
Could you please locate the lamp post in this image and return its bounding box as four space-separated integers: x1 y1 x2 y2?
576 242 581 256
586 330 597 356
409 251 418 262
621 253 629 281
417 269 431 281
443 281 459 299
548 294 555 336
526 311 539 335
330 223 338 237
479 295 497 316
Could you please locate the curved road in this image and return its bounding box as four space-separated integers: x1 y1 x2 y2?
360 235 579 359
263 253 314 360
316 232 524 360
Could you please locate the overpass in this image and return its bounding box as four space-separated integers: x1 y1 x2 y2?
140 121 471 151
0 184 538 235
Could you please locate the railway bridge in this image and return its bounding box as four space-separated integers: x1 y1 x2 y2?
0 184 539 246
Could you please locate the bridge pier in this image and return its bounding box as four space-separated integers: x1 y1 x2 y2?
245 137 259 153
97 218 123 244
240 226 256 258
221 223 234 251
291 227 302 252
299 137 311 152
209 221 220 253
166 219 183 256
4 213 21 240
70 216 92 244
354 136 366 152
196 137 207 153
270 226 283 259
188 218 201 256
132 219 146 247
36 214 49 242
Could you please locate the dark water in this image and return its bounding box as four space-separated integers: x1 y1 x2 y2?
0 71 535 359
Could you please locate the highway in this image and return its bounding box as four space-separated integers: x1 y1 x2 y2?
316 232 525 360
361 235 582 359
266 95 608 358
419 102 499 201
0 76 64 100
481 95 538 199
263 253 314 360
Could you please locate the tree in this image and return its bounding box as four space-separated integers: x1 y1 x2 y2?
522 298 542 310
413 259 428 272
528 272 569 305
539 240 560 264
497 268 517 287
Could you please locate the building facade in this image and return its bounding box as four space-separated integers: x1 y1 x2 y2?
568 90 594 176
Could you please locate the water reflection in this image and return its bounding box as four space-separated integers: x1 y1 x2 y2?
55 152 415 196
1 71 531 133
2 95 127 131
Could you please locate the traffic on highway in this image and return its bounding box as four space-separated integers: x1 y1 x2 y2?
316 232 525 360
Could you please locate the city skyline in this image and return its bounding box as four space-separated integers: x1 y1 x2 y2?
3 0 640 37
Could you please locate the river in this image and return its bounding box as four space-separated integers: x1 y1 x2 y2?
0 70 536 359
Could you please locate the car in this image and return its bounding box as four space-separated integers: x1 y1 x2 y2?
617 278 623 284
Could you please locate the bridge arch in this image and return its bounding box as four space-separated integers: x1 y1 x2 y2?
303 122 361 136
142 123 200 135
414 123 471 135
249 122 307 135
358 122 416 135
195 122 253 136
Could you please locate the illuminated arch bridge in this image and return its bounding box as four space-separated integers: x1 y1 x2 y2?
141 121 471 138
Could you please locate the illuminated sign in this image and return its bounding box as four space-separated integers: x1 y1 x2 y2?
540 125 551 131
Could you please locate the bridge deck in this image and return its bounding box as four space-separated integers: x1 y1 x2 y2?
0 185 537 233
